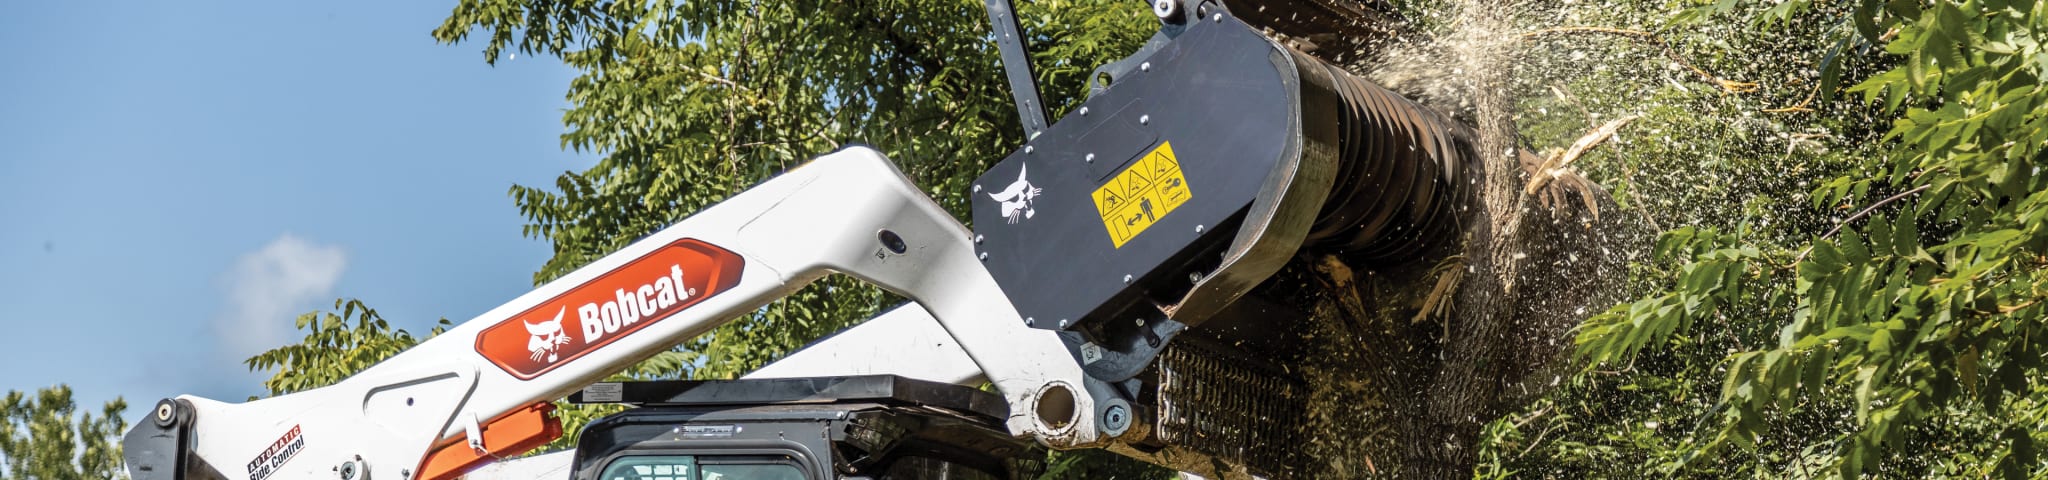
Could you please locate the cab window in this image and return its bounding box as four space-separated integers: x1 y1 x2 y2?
599 455 804 480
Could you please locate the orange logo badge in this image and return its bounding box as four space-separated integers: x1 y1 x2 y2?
476 239 744 380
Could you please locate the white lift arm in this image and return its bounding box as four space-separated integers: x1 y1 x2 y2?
123 147 1110 480
746 303 986 385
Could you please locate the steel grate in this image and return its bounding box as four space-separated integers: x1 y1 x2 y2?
1155 342 1306 476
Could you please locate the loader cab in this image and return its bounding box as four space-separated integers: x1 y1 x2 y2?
567 376 1045 480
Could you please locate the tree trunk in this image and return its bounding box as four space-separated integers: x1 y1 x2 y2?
1414 0 1528 475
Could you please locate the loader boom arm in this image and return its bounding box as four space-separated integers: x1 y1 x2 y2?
122 147 1108 480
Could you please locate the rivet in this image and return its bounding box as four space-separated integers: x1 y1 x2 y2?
1026 317 1036 326
1212 12 1222 22
1195 224 1205 233
1079 106 1090 116
1135 318 1146 327
974 234 985 244
1139 115 1150 125
1141 62 1151 72
1058 319 1069 328
973 184 983 193
1123 274 1134 283
979 252 989 261
1025 145 1035 154
1085 153 1096 163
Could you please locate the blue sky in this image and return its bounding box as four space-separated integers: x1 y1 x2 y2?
0 2 593 424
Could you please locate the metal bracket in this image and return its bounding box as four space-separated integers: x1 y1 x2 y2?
1063 317 1187 382
463 414 485 453
982 0 1049 139
1082 0 1216 100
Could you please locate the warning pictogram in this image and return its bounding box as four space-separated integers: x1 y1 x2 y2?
1091 141 1193 247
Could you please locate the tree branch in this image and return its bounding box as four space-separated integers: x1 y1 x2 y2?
1793 184 1931 263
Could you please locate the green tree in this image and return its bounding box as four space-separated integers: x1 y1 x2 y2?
1453 0 1897 474
246 299 450 397
1483 0 2048 478
0 385 127 480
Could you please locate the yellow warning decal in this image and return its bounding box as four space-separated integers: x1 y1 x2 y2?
1092 141 1193 248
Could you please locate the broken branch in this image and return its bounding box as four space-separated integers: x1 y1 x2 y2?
1525 115 1638 196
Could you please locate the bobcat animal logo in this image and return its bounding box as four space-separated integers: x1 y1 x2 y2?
525 307 572 363
988 163 1042 224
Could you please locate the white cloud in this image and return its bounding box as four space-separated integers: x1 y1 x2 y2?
217 234 347 356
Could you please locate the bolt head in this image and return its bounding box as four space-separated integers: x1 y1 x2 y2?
1152 0 1177 19
972 184 982 193
1123 274 1134 283
1025 317 1036 326
974 234 984 244
1025 145 1035 154
1079 106 1090 116
1195 224 1205 233
1103 404 1131 431
978 252 989 261
1139 114 1150 125
1141 62 1151 71
1212 12 1223 22
1085 153 1096 163
1057 319 1069 328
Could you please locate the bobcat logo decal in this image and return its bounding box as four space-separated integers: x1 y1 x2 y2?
987 163 1042 224
476 238 745 380
524 307 571 363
